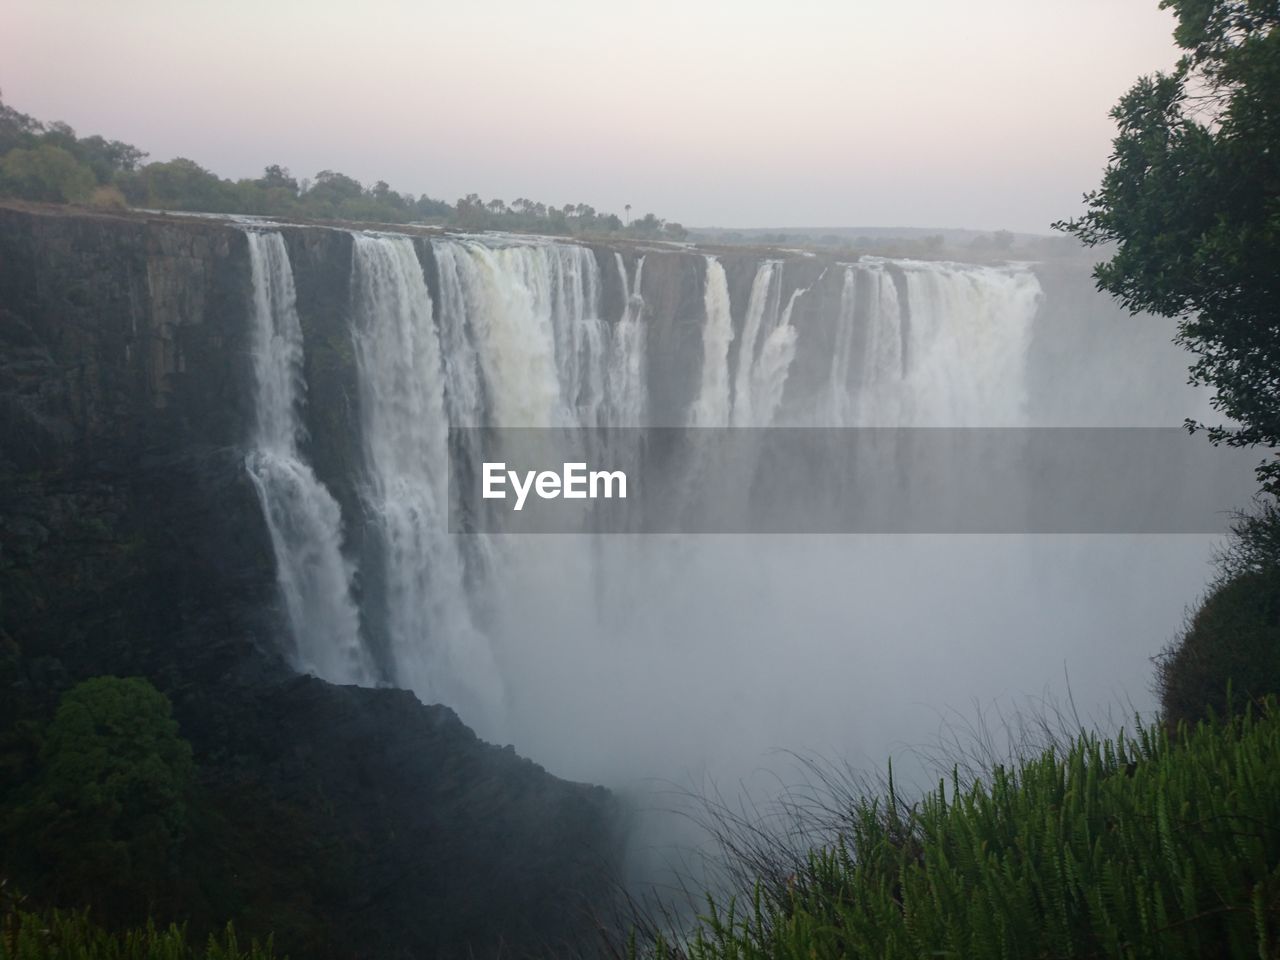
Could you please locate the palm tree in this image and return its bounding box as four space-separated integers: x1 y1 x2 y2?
625 203 631 226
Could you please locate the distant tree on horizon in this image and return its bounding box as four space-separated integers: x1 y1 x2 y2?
0 91 660 237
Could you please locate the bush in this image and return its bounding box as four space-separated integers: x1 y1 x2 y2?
88 185 127 210
0 145 95 203
1157 571 1280 728
1156 502 1280 728
0 677 194 920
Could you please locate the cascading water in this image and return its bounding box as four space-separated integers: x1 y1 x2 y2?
827 266 859 426
607 253 647 428
813 259 1040 428
428 238 604 428
688 257 815 430
242 226 1210 810
730 260 782 427
689 257 734 427
897 260 1040 426
747 278 811 428
242 229 371 685
349 232 504 733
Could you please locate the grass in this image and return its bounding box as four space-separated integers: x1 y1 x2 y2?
0 899 279 960
629 700 1280 959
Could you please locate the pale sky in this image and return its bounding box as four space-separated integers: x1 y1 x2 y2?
1 0 1181 233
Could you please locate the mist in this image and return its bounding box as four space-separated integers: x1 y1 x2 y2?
459 260 1223 789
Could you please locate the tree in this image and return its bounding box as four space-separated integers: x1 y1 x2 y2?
306 169 365 215
256 164 298 193
413 193 450 219
122 157 235 211
1 677 195 918
454 192 487 228
1057 0 1280 488
630 212 663 237
0 90 42 155
0 144 96 203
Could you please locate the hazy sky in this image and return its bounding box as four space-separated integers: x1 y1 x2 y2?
2 0 1180 232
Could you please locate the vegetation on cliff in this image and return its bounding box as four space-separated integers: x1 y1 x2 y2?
0 677 193 918
0 93 686 240
0 898 277 960
1157 502 1280 729
635 703 1280 960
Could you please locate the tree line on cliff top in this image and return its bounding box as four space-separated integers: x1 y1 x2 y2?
0 93 686 240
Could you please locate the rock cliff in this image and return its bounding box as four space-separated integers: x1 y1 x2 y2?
0 202 621 958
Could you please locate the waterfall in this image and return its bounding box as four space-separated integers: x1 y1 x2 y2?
747 282 809 427
688 258 807 428
247 228 1052 748
227 224 1217 822
689 256 734 427
349 232 504 733
242 229 370 685
897 261 1040 425
827 267 858 426
429 238 603 428
730 261 780 426
606 253 647 427
814 259 1041 427
227 221 1224 825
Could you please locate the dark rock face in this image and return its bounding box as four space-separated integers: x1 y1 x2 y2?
0 203 620 958
182 675 620 959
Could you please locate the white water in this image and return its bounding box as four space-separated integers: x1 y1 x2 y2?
896 260 1040 426
483 250 1212 794
730 261 781 426
607 253 647 428
243 230 1219 833
749 281 807 428
428 239 604 428
688 257 734 427
811 260 1043 428
827 266 859 425
349 233 504 733
242 229 370 684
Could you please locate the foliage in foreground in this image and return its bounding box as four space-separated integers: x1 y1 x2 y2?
643 703 1280 959
1157 500 1280 728
0 901 277 960
1057 0 1280 490
0 677 194 922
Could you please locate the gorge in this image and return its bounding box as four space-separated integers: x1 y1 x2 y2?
0 201 1223 954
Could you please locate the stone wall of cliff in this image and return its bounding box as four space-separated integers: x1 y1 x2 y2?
0 203 622 959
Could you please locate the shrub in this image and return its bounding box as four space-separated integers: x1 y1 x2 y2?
1156 501 1280 728
88 185 127 209
1157 570 1280 728
0 677 194 920
0 145 95 203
